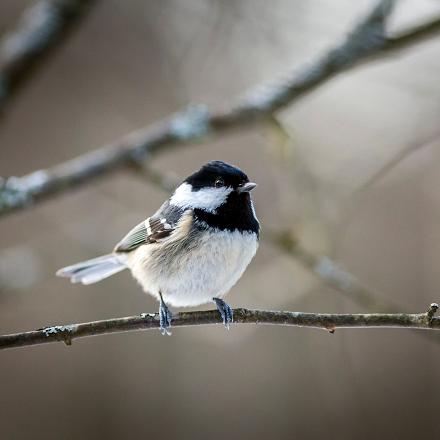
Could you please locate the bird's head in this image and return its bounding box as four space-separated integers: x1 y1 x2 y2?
169 161 257 213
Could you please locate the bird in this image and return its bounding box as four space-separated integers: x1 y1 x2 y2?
56 160 260 334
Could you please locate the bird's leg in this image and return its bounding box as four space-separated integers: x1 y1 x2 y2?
159 292 172 335
213 298 233 330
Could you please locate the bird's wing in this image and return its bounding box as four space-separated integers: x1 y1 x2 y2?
114 201 186 252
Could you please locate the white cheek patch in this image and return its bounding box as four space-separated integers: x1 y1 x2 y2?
170 182 232 213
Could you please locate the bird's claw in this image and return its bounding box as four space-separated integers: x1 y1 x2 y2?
159 298 172 336
213 298 233 330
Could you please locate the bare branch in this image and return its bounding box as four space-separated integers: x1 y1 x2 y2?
2 0 440 217
0 0 96 114
1 304 439 350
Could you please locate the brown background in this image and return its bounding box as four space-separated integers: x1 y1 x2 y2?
1 1 440 439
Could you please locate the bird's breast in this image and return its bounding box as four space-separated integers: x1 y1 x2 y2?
128 229 258 307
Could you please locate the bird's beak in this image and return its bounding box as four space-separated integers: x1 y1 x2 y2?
237 182 257 193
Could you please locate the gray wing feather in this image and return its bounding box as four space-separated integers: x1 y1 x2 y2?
114 201 184 252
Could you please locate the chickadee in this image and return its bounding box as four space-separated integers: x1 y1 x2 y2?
57 161 260 334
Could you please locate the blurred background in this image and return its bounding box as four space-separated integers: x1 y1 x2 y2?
1 0 440 439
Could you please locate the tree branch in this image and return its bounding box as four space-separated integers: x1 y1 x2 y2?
1 303 438 350
2 0 440 217
0 0 96 114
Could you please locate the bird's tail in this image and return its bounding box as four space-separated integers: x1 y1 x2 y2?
56 254 127 285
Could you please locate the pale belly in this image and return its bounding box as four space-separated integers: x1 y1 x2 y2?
126 230 258 307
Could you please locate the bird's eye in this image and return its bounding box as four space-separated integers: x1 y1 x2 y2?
214 177 224 187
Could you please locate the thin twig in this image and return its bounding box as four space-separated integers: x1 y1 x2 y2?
270 232 440 346
1 303 438 350
269 230 400 311
2 0 440 217
384 13 440 52
356 133 440 193
0 0 96 113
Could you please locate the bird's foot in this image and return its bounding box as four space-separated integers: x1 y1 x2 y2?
213 298 233 330
159 296 172 336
